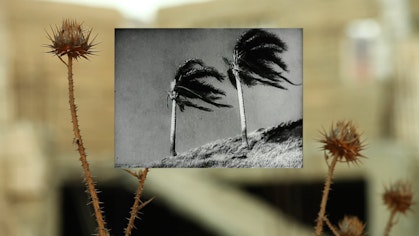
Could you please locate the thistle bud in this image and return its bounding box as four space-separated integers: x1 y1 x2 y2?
46 19 96 59
338 215 365 236
320 120 366 165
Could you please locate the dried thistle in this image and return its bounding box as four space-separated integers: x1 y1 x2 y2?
383 180 414 236
46 19 96 60
315 121 366 236
45 19 107 236
320 120 366 165
383 180 414 214
338 215 365 236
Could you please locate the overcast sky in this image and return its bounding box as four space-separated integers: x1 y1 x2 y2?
114 29 302 167
46 0 210 22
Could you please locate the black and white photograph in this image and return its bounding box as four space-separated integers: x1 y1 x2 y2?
115 28 303 168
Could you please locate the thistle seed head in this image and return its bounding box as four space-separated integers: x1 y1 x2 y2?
320 120 366 165
338 215 365 236
383 180 414 214
46 19 96 59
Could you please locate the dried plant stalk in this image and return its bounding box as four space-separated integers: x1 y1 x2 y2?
46 19 107 236
67 56 107 235
124 168 154 236
323 216 339 236
383 210 397 236
315 155 338 235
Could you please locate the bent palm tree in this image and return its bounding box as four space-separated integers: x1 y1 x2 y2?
168 59 231 156
224 29 299 148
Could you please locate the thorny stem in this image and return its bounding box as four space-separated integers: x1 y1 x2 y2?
384 209 397 236
67 55 107 236
124 168 154 236
323 216 340 236
315 154 339 236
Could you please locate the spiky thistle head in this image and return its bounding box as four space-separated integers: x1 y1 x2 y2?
383 180 414 214
319 120 366 165
338 215 365 236
46 19 96 60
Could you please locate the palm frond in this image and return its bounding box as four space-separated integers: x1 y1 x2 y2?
175 59 205 82
172 58 231 112
182 67 225 82
223 57 238 89
178 102 185 112
166 93 170 109
211 102 232 108
239 59 282 82
205 94 223 101
226 68 237 89
252 77 287 90
245 43 287 54
235 29 263 50
278 74 301 86
237 68 288 90
178 80 226 96
237 70 258 87
176 85 231 110
230 29 300 88
241 47 288 72
235 29 287 56
176 97 213 112
178 87 225 101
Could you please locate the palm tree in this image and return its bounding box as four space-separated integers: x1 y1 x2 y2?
168 59 231 156
224 29 299 148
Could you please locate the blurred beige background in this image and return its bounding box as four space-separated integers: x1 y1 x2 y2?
0 0 418 235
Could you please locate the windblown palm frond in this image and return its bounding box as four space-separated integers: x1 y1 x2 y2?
224 29 299 89
172 59 232 112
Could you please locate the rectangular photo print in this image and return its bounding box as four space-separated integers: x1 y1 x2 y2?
115 28 303 168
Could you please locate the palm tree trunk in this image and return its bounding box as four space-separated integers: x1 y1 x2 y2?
233 69 249 148
170 97 177 156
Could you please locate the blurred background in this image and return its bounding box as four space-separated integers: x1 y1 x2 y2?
0 0 418 235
